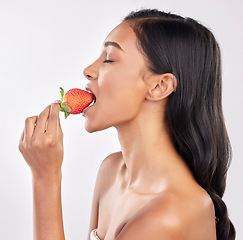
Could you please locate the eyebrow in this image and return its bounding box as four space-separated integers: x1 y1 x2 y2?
104 41 124 51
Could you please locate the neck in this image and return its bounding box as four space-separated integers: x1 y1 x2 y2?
115 103 186 194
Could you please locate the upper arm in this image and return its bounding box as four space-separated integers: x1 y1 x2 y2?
86 165 101 240
87 152 123 240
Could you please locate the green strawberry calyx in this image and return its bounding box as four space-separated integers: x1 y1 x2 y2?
59 87 71 119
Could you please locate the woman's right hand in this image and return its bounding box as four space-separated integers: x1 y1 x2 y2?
18 102 64 180
19 102 66 240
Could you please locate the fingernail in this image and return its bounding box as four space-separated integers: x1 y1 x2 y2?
54 100 59 104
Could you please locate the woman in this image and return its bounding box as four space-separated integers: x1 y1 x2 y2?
18 9 235 240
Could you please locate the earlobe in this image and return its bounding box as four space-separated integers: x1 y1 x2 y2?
145 73 177 101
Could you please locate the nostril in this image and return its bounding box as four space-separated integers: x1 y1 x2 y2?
83 67 93 80
83 65 98 80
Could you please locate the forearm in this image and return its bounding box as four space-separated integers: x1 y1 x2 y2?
18 103 65 239
32 173 65 240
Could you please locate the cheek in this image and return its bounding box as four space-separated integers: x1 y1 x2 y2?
84 61 147 132
99 67 146 118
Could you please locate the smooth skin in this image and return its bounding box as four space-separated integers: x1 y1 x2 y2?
19 22 216 240
19 103 65 240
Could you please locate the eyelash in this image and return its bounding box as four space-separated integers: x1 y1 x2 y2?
103 59 114 63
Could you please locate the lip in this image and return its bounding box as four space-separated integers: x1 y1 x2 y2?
83 84 96 116
82 103 94 116
85 84 95 95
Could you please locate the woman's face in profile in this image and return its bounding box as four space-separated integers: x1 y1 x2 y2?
83 22 151 133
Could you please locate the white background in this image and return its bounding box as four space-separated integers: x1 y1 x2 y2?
0 0 242 239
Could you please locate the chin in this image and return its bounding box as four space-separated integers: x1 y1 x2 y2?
84 119 111 133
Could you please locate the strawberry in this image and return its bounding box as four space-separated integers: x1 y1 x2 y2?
59 87 95 118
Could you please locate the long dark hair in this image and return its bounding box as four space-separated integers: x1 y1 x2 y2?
124 9 235 240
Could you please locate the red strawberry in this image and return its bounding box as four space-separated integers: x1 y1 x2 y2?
59 87 95 118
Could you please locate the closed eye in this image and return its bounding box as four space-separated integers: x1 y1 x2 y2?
103 59 114 63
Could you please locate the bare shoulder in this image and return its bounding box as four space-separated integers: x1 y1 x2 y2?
94 151 124 196
99 151 123 172
116 187 216 240
98 151 123 179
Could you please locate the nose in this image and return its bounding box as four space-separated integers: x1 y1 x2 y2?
83 63 98 81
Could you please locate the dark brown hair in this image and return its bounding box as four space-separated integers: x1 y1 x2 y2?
124 9 235 240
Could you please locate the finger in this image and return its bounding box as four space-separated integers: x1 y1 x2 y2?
57 110 63 140
46 102 60 134
19 129 24 143
18 130 25 152
56 104 63 139
24 116 38 140
34 105 51 134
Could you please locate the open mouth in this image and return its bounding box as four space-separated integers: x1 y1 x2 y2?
89 95 96 107
85 87 96 104
83 86 96 113
82 98 96 115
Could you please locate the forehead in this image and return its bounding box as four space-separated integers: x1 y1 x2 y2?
103 22 138 52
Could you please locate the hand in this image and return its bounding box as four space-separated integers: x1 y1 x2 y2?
19 102 63 180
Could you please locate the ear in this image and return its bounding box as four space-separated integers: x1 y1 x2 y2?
145 73 177 101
